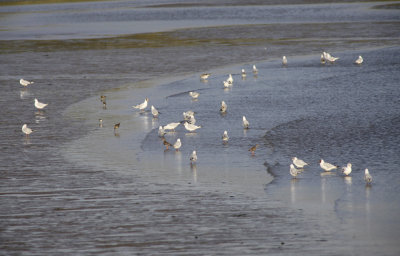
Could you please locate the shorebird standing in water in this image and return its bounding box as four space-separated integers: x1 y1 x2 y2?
252 65 258 74
99 119 103 127
364 168 372 184
190 150 197 165
22 124 33 137
249 144 259 155
355 55 363 65
341 163 352 176
114 123 120 133
242 116 249 129
292 157 308 169
133 98 149 111
162 138 172 150
220 101 227 113
200 73 210 80
34 98 48 110
173 138 182 151
189 91 200 100
290 164 301 178
241 69 247 79
320 159 338 171
222 130 229 143
158 126 166 137
20 78 34 87
102 101 107 109
282 56 288 66
163 122 180 131
151 105 159 118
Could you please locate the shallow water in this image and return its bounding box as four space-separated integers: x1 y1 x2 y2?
1 0 400 255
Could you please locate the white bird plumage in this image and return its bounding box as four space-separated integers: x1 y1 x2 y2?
364 168 372 184
355 55 363 65
323 51 339 63
189 91 199 99
190 150 197 164
320 159 338 171
242 116 249 129
158 126 166 137
22 124 33 136
227 74 233 84
292 157 308 168
252 65 258 74
151 105 159 117
163 122 180 131
34 98 48 110
241 69 247 78
341 163 352 176
200 73 210 80
220 101 227 113
222 130 229 142
290 164 301 178
20 78 34 87
173 138 181 151
183 111 195 121
282 56 288 66
184 122 201 132
133 98 149 110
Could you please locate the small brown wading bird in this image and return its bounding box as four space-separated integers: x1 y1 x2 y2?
100 95 106 102
103 101 107 109
114 123 120 132
162 138 172 150
249 144 259 155
200 73 210 80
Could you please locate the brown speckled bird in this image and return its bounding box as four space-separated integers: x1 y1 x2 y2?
249 144 259 155
114 123 120 130
162 138 172 150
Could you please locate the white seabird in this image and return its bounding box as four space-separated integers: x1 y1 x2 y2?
133 98 149 111
223 80 232 88
188 115 196 125
320 53 326 64
189 91 200 99
34 98 48 110
184 122 201 132
22 124 33 137
320 159 338 171
323 51 339 63
227 74 233 84
183 111 195 121
222 130 229 143
190 150 197 164
242 116 249 129
282 56 288 66
252 65 258 74
173 138 182 151
158 126 166 137
151 105 159 117
241 69 247 78
355 55 363 65
292 157 308 168
200 73 210 80
163 122 180 131
290 164 301 178
364 168 372 184
20 78 34 87
220 101 227 113
341 163 352 176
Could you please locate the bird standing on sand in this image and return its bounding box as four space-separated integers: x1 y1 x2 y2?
290 164 301 178
34 98 48 110
163 122 180 131
222 130 229 143
190 150 197 164
220 101 227 113
173 138 182 151
20 78 34 87
133 98 149 111
151 105 159 118
292 157 308 168
242 116 249 129
320 159 338 171
341 163 352 176
249 144 259 155
22 124 33 137
189 91 199 99
355 56 363 65
364 168 372 184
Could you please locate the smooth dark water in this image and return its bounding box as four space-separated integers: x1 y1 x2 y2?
1 0 400 255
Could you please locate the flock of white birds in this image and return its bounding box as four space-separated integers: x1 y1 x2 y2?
20 52 371 184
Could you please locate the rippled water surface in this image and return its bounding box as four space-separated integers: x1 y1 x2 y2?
1 0 400 255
